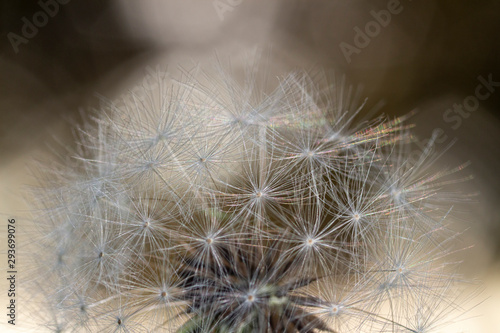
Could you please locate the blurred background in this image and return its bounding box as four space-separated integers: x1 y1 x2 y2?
0 0 499 331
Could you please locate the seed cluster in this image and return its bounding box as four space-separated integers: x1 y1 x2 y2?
29 68 468 332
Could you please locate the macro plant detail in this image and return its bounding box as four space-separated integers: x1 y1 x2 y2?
28 66 469 333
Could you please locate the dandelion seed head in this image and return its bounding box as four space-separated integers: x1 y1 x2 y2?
28 61 473 333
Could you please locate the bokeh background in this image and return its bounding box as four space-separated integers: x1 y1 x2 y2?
1 0 499 331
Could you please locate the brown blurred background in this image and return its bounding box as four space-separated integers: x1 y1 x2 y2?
1 1 499 331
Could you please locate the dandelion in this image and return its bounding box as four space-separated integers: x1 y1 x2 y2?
27 62 472 332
